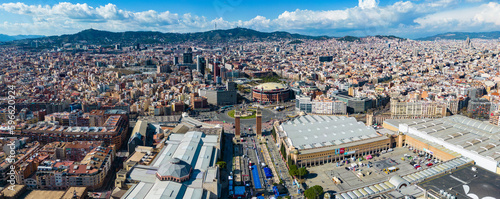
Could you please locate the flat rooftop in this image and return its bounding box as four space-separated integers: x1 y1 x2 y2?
401 115 500 162
418 164 500 199
21 190 66 199
281 115 380 150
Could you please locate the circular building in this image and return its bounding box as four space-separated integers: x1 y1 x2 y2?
156 158 192 182
252 82 290 102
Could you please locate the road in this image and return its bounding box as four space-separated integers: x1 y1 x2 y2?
220 132 235 199
242 135 270 197
265 132 303 199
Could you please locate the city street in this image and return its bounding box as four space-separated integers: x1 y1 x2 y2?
265 132 303 199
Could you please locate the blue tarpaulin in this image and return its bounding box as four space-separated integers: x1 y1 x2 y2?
234 186 246 196
251 165 262 189
263 167 273 179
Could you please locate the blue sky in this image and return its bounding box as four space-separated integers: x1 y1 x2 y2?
0 0 499 39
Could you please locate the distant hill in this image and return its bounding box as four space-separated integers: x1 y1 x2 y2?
417 31 500 41
374 35 406 41
0 34 44 42
336 36 361 42
4 28 412 47
8 28 330 46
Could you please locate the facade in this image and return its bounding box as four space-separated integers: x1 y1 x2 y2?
157 65 170 73
333 94 373 113
12 115 128 149
295 96 312 113
252 82 291 103
196 55 205 75
390 99 447 119
295 95 347 115
319 56 333 62
489 111 500 125
467 98 491 118
275 115 392 167
198 82 237 106
312 100 347 115
183 48 193 64
190 93 209 111
34 145 114 190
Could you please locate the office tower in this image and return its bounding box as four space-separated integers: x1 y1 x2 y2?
183 48 193 64
196 55 205 75
173 56 179 65
213 60 220 83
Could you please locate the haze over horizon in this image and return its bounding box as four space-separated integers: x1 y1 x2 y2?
0 0 499 39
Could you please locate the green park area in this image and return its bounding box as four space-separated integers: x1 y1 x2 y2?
227 109 256 119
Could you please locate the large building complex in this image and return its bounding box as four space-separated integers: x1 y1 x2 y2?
390 99 448 119
11 114 128 149
332 93 373 113
34 145 114 190
275 115 392 167
252 82 291 103
121 131 220 199
388 115 500 173
296 95 347 115
198 82 237 105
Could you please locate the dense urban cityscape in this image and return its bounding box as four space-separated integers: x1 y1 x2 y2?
1 1 500 199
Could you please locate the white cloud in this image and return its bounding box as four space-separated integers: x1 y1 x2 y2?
358 0 379 9
0 1 498 38
414 2 500 30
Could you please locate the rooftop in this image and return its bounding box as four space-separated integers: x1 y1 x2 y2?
401 115 500 162
253 82 288 91
280 115 379 150
418 164 500 199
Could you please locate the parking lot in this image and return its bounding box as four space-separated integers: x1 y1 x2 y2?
304 147 436 193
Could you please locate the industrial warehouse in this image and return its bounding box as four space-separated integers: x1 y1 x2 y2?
386 115 500 174
274 114 500 199
275 115 394 167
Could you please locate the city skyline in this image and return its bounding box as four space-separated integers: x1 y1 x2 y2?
0 0 499 38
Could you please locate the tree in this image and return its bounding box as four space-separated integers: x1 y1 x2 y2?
304 185 324 199
298 167 308 178
289 164 298 177
216 161 226 169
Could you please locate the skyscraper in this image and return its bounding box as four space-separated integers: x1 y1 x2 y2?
213 59 220 83
173 56 179 65
196 55 205 75
183 47 193 64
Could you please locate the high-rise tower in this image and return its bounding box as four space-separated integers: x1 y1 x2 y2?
235 110 241 139
256 107 262 137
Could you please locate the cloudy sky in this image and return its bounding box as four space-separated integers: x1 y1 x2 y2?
0 0 499 39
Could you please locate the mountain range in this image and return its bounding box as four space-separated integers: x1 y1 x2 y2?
2 28 500 46
416 31 500 41
6 28 331 46
0 34 44 42
3 28 407 47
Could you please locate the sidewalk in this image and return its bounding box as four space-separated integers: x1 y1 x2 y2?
261 143 281 184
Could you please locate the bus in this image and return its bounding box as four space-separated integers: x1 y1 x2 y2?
220 105 234 111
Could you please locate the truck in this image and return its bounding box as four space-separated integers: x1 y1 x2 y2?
383 166 399 174
332 177 342 184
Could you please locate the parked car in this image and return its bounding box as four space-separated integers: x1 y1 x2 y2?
426 163 433 167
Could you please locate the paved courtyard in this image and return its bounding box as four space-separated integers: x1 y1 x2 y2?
304 147 421 193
